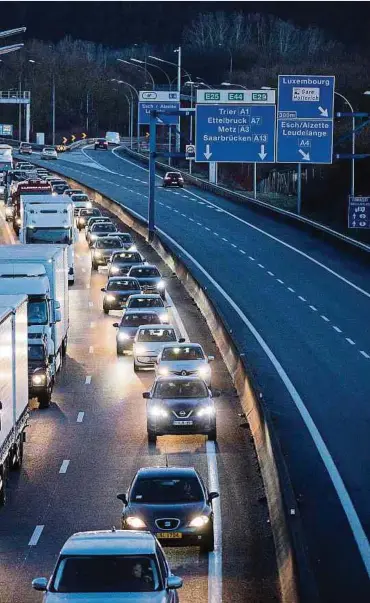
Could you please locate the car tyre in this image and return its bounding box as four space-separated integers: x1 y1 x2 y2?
133 362 140 373
103 306 109 315
91 261 97 270
147 430 157 444
38 389 51 408
116 345 123 356
200 528 214 553
208 426 217 441
11 439 24 471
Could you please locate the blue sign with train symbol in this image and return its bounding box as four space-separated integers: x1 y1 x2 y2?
348 196 370 229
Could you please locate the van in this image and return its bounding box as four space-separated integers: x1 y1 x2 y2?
105 131 120 144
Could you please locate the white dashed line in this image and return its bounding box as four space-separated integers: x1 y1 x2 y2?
28 525 44 546
174 209 179 213
205 227 211 231
239 250 246 255
277 279 284 284
346 338 355 345
222 237 228 242
158 202 164 206
85 375 92 385
321 315 330 322
197 222 202 226
309 305 317 311
298 296 306 302
189 218 195 222
216 209 223 212
248 255 254 260
181 213 186 217
88 301 93 307
258 263 265 269
213 232 219 236
77 412 85 423
59 460 70 474
360 350 370 359
333 326 342 333
231 243 237 248
198 201 205 205
288 287 295 293
89 346 94 354
267 271 274 276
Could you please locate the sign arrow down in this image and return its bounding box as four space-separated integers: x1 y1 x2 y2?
258 145 267 160
299 149 310 161
204 144 212 160
318 106 328 117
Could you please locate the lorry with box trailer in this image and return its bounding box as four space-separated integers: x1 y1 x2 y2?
11 179 52 234
0 295 29 506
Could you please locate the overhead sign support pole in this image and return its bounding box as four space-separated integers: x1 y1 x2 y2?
148 111 157 241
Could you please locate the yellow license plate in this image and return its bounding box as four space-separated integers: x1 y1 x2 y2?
156 532 182 539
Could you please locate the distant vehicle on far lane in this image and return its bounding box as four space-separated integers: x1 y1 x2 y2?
105 131 120 144
163 171 184 188
94 138 108 150
41 147 57 160
18 142 32 155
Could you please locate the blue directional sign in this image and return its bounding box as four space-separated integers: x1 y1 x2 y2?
195 104 276 163
138 91 179 126
0 124 13 136
348 196 370 229
277 75 335 164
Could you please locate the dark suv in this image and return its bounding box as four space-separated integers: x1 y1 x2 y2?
163 172 184 188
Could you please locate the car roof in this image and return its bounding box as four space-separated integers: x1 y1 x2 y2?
154 374 205 383
128 294 162 299
61 530 156 556
135 466 199 480
161 342 203 349
129 263 158 270
138 323 175 331
108 276 138 282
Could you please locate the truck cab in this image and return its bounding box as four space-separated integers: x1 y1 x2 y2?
11 179 52 234
28 336 54 408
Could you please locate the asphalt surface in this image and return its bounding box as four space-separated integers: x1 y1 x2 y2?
0 195 278 602
14 146 370 602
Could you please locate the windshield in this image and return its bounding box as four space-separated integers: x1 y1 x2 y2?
71 195 89 202
167 172 181 177
51 555 161 593
112 253 141 264
129 298 164 309
122 313 160 326
28 300 48 325
162 346 204 361
131 476 203 504
91 223 115 233
107 279 139 291
137 328 176 343
130 267 160 277
26 227 72 244
28 344 45 361
95 238 123 249
154 379 208 399
80 208 100 217
114 234 132 243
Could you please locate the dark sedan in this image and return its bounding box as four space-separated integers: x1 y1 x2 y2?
117 466 219 552
127 264 166 299
91 236 123 269
101 276 141 314
108 251 145 277
113 309 166 354
162 171 184 188
94 138 108 150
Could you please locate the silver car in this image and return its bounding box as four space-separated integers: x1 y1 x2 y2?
113 309 168 355
155 343 214 386
126 294 169 323
91 236 124 270
133 325 184 372
41 146 57 160
32 529 182 601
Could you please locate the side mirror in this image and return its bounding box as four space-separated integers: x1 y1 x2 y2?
208 491 219 503
100 288 106 292
112 323 119 328
116 493 128 505
142 392 150 399
208 355 215 362
167 576 183 590
54 301 61 310
178 338 185 343
54 310 62 323
32 577 48 592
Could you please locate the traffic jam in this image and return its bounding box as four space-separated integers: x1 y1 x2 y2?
0 146 221 599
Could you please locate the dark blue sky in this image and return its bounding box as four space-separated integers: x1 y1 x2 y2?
1 2 368 49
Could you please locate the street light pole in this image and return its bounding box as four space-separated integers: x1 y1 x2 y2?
52 72 56 145
175 46 181 152
117 59 154 89
335 90 355 197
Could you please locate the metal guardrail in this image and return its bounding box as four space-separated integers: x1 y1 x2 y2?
120 145 370 256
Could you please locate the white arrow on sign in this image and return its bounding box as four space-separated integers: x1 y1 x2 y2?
299 149 310 161
204 144 212 160
318 106 328 117
258 144 267 160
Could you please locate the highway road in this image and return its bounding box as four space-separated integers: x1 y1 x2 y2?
15 145 370 603
0 195 278 602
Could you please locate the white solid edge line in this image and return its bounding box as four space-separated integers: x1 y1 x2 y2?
157 227 370 578
77 412 85 423
165 291 188 342
89 346 94 354
59 460 70 474
85 375 92 384
110 146 370 301
28 525 44 546
206 440 223 603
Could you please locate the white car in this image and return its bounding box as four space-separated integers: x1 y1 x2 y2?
32 529 182 601
41 147 57 160
126 294 168 322
133 324 185 372
155 342 214 386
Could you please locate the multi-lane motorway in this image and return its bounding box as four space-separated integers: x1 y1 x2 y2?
0 184 278 603
10 144 370 603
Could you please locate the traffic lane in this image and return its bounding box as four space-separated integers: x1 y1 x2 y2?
91 147 370 296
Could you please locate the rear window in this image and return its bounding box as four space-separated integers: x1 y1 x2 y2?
162 346 204 361
122 313 160 326
128 297 164 309
137 328 176 342
107 279 139 291
91 223 116 233
71 194 89 202
112 252 141 264
130 267 160 277
95 238 123 248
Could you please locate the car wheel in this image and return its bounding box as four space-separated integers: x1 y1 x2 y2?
103 306 109 315
0 471 7 507
208 426 217 441
116 345 123 356
147 430 157 444
200 528 214 553
38 389 51 408
133 362 140 372
91 261 97 270
11 439 24 471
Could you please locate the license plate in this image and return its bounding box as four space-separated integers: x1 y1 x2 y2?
173 420 193 426
156 532 182 539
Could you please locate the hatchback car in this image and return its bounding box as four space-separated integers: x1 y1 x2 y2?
41 146 57 160
76 207 101 230
71 193 92 215
144 375 217 442
133 325 184 371
118 466 219 551
113 309 168 354
126 294 168 322
85 215 112 237
163 172 184 188
101 276 141 314
155 343 214 386
108 250 145 277
87 221 117 246
91 236 124 270
19 142 33 155
64 188 84 197
94 138 108 150
107 231 136 250
128 264 166 299
32 529 182 600
52 182 69 194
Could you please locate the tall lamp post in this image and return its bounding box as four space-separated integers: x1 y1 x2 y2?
117 58 154 89
336 91 355 197
112 79 139 148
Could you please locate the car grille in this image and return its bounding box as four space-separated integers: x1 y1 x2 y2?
155 518 181 530
172 369 197 376
171 409 194 419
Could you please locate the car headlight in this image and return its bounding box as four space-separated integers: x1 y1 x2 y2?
126 516 146 529
159 312 169 323
158 366 169 376
128 244 137 252
135 345 147 355
197 405 215 417
105 294 115 302
32 373 46 385
198 365 211 378
189 515 209 528
118 332 130 341
16 218 21 225
90 234 97 241
110 266 120 274
5 207 13 215
0 186 4 193
149 406 168 418
156 280 165 290
80 218 86 224
94 250 102 257
86 201 92 209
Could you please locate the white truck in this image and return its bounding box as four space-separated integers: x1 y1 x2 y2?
0 245 68 374
19 194 77 284
0 295 28 506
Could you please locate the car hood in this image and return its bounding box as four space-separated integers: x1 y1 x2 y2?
159 360 205 372
151 397 212 410
135 342 175 354
126 501 207 522
135 277 160 286
43 593 168 603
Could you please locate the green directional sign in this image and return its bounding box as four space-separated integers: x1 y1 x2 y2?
228 92 244 101
252 92 268 102
204 92 221 101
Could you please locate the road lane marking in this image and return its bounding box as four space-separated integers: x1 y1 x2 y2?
206 441 222 603
239 250 246 254
28 525 44 546
333 326 342 333
77 412 85 423
197 222 203 226
85 375 92 384
88 301 93 307
231 243 237 248
213 232 219 236
309 305 318 311
248 255 254 260
346 338 355 345
258 263 265 269
59 460 70 474
360 350 370 359
288 287 295 293
267 271 274 276
89 346 94 354
222 237 228 242
159 228 370 579
277 279 284 284
321 315 330 322
298 296 306 302
205 227 211 231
